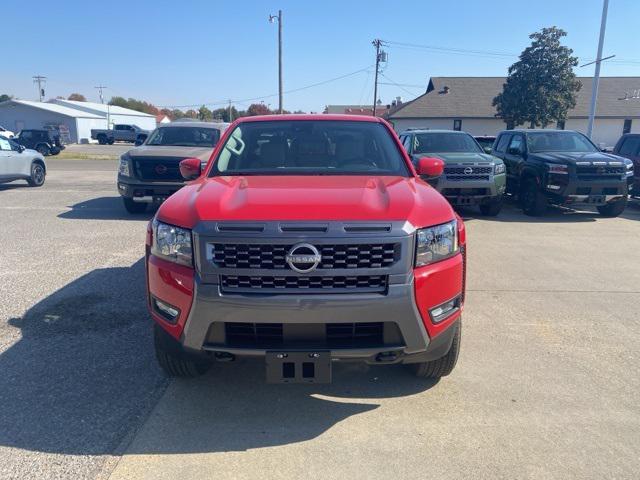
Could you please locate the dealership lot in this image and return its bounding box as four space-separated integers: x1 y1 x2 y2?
1 159 639 479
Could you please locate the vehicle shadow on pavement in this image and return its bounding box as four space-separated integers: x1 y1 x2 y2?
0 259 437 457
123 360 438 454
0 259 168 456
58 196 157 221
458 199 600 223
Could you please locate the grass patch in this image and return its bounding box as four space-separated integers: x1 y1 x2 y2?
51 152 119 160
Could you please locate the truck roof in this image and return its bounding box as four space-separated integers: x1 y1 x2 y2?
234 114 385 124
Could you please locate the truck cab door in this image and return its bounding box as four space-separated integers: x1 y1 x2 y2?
503 134 526 192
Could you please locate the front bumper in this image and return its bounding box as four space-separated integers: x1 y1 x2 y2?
146 251 464 365
544 175 628 206
437 173 506 205
117 176 183 203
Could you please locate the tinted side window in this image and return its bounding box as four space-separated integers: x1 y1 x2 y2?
401 135 412 152
494 134 511 153
508 135 524 153
619 136 640 156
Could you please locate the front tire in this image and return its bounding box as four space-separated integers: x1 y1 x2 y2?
97 135 107 145
27 162 46 187
154 323 211 378
479 197 503 216
36 144 50 156
597 197 628 217
520 178 547 216
122 197 147 214
408 321 461 379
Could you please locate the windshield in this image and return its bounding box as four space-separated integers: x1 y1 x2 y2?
528 132 598 153
475 138 495 148
211 120 409 176
145 126 220 147
414 133 482 154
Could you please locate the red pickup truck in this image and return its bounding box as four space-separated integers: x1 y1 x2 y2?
145 115 466 383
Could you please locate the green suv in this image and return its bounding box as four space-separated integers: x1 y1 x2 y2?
399 129 506 216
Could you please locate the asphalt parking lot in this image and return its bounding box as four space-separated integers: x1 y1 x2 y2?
1 158 639 480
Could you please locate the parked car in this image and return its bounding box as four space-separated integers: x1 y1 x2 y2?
474 135 496 154
91 124 150 145
13 129 64 156
117 121 229 213
399 129 506 216
0 135 46 186
613 133 639 197
492 129 632 216
146 114 466 383
0 125 15 138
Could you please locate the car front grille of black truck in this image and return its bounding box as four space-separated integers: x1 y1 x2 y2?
576 165 625 180
210 243 400 270
444 165 492 181
220 275 388 293
132 157 184 181
224 322 385 348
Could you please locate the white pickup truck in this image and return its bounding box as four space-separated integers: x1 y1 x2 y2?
91 124 150 145
0 136 46 187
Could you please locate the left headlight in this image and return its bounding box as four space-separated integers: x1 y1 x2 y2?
415 220 459 267
494 162 506 175
118 155 130 177
151 219 193 266
626 161 634 177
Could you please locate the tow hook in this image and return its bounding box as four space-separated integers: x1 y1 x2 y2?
375 352 398 363
215 352 235 362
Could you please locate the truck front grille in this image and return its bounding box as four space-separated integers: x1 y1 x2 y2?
132 157 185 182
224 322 385 348
444 165 492 182
576 165 624 180
220 274 388 293
210 243 399 270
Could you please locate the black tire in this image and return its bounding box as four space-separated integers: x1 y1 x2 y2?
122 197 148 214
520 177 547 216
108 138 115 145
36 144 50 156
97 135 107 145
479 196 503 216
154 323 211 378
409 321 461 379
27 162 46 187
597 197 628 217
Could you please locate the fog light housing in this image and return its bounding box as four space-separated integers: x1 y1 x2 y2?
152 297 180 323
429 296 461 323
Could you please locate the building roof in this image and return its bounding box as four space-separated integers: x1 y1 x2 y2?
50 99 155 117
0 99 104 119
389 77 640 119
324 104 392 117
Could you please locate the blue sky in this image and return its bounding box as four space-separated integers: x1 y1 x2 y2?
3 0 639 112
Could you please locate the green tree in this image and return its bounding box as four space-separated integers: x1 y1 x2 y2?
493 26 581 129
198 105 213 121
0 94 12 103
246 103 272 116
67 93 87 101
109 96 159 116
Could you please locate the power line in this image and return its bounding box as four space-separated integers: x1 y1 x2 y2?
159 66 372 109
379 73 422 96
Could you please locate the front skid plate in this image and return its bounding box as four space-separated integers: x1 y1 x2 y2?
266 351 332 384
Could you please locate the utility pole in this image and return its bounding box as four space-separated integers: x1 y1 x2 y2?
33 75 47 102
587 0 609 139
269 10 283 113
372 39 386 117
95 85 107 104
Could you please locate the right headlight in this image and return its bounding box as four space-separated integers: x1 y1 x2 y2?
415 220 459 267
494 162 506 175
151 219 193 267
118 155 131 177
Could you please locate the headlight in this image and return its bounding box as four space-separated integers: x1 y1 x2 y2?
626 162 634 177
494 163 505 175
546 163 568 174
415 220 458 267
151 219 193 266
118 156 130 177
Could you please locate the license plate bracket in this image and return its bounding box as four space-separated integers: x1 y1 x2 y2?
266 351 332 384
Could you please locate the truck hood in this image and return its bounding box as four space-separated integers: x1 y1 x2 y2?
529 151 626 164
157 175 455 229
127 145 213 162
423 152 499 164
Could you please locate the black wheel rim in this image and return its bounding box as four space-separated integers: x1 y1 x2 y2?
33 165 45 184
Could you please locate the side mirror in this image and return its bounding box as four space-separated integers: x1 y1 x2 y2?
507 147 522 156
416 157 444 178
179 157 202 180
135 135 146 146
18 145 26 153
483 146 492 154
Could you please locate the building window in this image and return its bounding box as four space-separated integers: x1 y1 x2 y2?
623 119 632 135
453 119 462 131
557 120 565 130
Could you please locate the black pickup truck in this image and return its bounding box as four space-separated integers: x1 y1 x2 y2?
492 129 633 217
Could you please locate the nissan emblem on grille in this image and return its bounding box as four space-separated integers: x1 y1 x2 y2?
155 164 168 175
285 243 322 273
464 167 473 175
